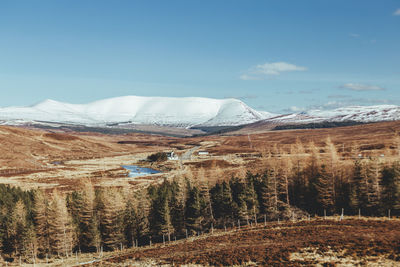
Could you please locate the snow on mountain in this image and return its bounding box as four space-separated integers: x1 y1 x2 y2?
264 105 400 124
1 96 399 129
306 105 400 122
0 96 269 127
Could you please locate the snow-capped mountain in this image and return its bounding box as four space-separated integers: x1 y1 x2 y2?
0 96 399 130
306 105 400 122
264 105 400 124
0 96 273 128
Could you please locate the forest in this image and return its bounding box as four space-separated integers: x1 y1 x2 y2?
0 157 400 263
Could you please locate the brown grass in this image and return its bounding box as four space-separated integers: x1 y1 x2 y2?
85 218 400 266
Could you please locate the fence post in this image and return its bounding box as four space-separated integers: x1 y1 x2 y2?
388 209 391 220
358 208 361 219
168 232 171 242
185 229 188 239
324 209 326 220
340 208 344 221
211 223 214 234
163 234 165 245
238 219 240 230
224 225 227 232
264 214 266 226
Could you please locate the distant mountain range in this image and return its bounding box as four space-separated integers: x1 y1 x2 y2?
0 96 399 131
0 96 274 128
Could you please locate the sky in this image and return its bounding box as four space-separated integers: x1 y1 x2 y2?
0 0 399 113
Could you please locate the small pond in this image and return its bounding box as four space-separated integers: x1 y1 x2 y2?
122 165 161 177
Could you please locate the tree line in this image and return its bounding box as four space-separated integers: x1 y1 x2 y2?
0 159 399 263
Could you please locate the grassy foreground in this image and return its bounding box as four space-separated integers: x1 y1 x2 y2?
52 217 400 267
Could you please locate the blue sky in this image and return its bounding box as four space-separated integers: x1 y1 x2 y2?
0 0 399 113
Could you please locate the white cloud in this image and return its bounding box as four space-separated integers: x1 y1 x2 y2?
340 83 384 91
349 33 360 38
240 61 307 80
289 106 306 112
239 74 261 81
394 8 400 16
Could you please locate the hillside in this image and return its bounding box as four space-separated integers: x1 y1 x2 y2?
81 218 400 266
1 97 400 135
0 96 271 128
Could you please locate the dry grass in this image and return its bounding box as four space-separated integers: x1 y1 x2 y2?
75 218 400 266
2 120 400 191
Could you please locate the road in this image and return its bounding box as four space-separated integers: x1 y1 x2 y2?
181 146 200 161
178 146 200 169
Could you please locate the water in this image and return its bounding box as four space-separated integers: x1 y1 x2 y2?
121 165 161 177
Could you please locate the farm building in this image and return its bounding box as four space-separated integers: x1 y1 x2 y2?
166 151 178 160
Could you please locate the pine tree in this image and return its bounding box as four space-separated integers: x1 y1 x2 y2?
124 199 137 248
244 172 260 220
67 181 100 252
314 165 334 214
135 191 150 245
364 160 381 215
169 180 185 235
149 182 173 238
198 169 214 228
47 192 74 256
210 181 234 226
350 160 369 214
230 177 248 221
185 186 203 234
8 200 27 256
259 169 279 220
380 163 400 215
33 190 50 257
97 188 126 251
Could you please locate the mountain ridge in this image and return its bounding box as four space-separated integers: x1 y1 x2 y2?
0 96 274 128
0 96 399 130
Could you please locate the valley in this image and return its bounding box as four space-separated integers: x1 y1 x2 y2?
1 120 400 266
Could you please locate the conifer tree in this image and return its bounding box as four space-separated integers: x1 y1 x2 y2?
47 192 74 256
149 183 173 238
198 169 214 227
185 186 203 234
314 165 334 213
244 172 260 219
135 192 150 245
350 160 369 213
364 160 381 215
210 181 234 225
259 169 279 220
169 180 185 234
97 188 126 251
124 199 137 248
67 180 100 252
230 177 247 220
381 163 400 215
8 200 27 256
33 190 50 257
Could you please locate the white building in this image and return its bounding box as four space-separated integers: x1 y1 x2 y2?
166 151 178 160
